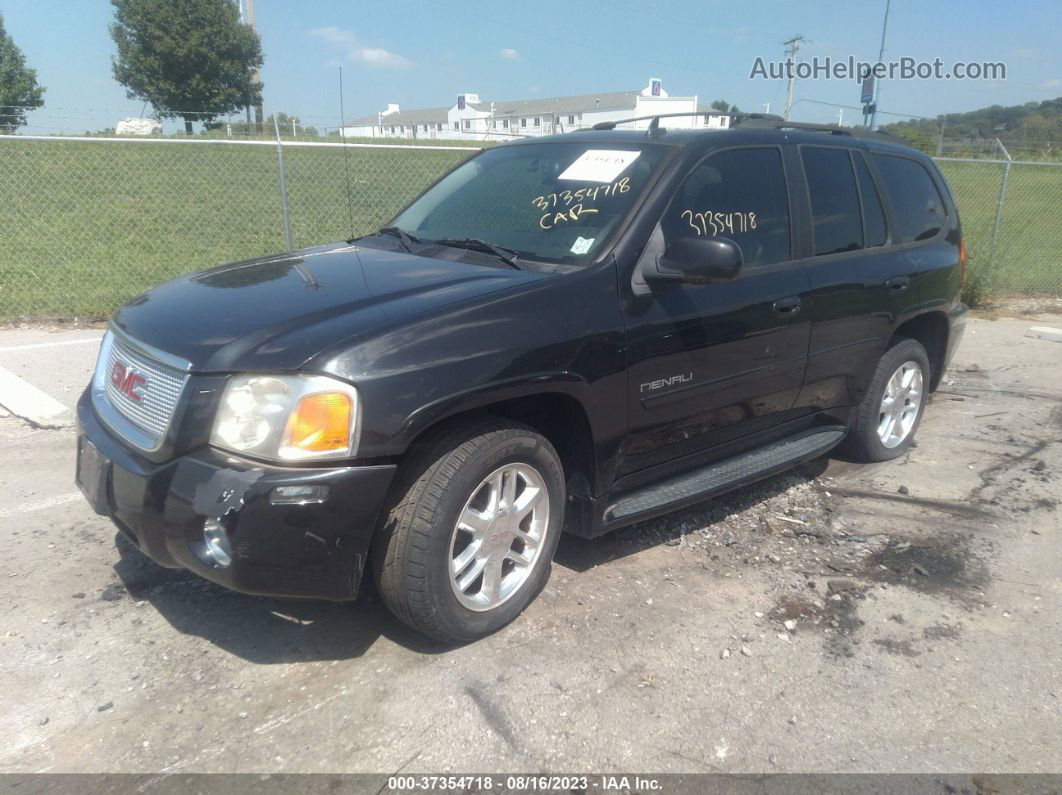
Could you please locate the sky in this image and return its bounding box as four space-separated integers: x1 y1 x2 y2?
3 0 1061 134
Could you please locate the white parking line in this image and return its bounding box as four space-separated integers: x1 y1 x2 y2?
0 337 102 354
0 492 82 520
0 365 73 427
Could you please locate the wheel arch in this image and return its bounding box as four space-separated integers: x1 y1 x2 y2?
892 310 949 392
396 383 598 504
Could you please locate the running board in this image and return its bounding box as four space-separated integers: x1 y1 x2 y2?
603 427 846 527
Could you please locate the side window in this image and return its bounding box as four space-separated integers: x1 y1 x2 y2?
663 147 790 267
873 154 947 243
801 147 863 256
854 153 887 247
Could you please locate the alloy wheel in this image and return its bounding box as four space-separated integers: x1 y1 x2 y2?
877 360 924 448
447 463 550 611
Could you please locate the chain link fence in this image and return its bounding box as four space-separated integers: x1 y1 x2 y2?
934 156 1062 304
0 135 475 320
1 134 1060 321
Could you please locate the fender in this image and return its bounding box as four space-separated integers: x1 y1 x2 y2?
394 371 595 449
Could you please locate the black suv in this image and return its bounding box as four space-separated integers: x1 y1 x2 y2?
77 117 967 643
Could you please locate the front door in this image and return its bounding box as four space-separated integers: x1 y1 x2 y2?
618 146 812 481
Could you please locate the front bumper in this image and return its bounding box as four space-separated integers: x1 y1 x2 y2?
76 389 396 601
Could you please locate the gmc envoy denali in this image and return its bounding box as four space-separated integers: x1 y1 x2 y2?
77 115 967 643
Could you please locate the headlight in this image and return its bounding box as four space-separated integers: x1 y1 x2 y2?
210 374 360 461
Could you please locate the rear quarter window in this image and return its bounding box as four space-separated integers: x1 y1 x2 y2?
873 154 947 243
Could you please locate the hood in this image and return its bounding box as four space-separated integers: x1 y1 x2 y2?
112 242 541 372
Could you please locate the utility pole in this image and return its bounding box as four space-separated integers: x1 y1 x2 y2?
783 35 806 121
238 1 251 131
868 0 891 130
246 0 264 134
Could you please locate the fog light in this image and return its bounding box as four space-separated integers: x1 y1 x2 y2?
202 519 232 568
270 484 329 505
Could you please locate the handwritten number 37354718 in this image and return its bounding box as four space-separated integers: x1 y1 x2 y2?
680 210 757 237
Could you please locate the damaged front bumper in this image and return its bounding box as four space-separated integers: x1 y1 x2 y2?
76 389 396 601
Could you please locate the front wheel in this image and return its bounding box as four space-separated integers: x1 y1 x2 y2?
372 421 565 644
842 337 931 462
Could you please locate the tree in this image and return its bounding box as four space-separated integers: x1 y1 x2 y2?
0 14 45 133
109 0 263 135
710 100 740 114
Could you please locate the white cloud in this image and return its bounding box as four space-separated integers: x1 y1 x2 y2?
307 27 412 69
500 48 520 61
1042 78 1062 89
354 47 412 68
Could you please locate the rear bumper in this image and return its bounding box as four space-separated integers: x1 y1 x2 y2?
76 389 396 601
944 301 969 372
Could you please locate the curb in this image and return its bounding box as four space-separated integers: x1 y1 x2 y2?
0 365 74 429
1026 326 1062 343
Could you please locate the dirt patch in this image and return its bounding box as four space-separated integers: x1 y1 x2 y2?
862 534 989 604
873 638 920 657
923 622 963 640
99 582 127 602
767 590 867 659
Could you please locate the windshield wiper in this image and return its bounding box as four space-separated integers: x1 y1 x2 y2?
430 238 521 269
376 226 421 253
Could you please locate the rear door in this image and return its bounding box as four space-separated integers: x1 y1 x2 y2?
793 144 926 412
618 145 812 480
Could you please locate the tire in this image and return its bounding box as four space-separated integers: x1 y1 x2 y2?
841 337 931 463
372 420 565 644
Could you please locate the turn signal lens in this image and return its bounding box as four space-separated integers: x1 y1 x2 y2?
281 392 353 457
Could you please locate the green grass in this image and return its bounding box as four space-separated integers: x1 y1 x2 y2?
0 140 472 319
0 140 1059 320
935 160 1062 297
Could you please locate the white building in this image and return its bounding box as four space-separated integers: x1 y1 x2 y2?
341 79 716 141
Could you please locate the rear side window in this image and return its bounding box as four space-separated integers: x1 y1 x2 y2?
801 147 862 256
854 153 887 247
663 147 791 267
873 154 947 243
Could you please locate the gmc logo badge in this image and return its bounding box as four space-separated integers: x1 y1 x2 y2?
111 361 146 402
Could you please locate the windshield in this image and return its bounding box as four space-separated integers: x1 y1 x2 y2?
389 142 668 266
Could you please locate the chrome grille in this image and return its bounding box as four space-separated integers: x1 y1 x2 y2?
101 334 188 444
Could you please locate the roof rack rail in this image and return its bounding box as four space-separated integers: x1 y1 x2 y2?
735 118 903 142
587 112 903 144
589 111 783 132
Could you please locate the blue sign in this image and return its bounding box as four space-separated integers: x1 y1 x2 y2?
860 74 875 104
650 78 662 97
457 95 466 110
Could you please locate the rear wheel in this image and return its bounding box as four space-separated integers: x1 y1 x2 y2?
372 420 564 644
842 337 931 462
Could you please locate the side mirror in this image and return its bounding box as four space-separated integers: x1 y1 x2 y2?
650 236 743 284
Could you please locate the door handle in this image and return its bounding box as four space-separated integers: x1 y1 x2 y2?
886 276 911 292
772 296 801 316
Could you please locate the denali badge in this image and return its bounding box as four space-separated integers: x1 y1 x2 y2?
111 361 146 402
640 372 693 393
